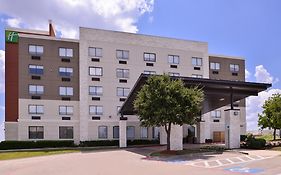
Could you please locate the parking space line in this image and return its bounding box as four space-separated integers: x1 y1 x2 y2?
226 158 234 164
216 160 223 166
204 161 210 167
235 157 246 162
245 155 256 160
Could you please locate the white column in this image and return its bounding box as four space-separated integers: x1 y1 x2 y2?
119 120 127 148
225 110 241 149
198 122 205 143
160 126 167 145
170 124 183 150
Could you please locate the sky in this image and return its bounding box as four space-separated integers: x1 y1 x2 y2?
0 0 280 141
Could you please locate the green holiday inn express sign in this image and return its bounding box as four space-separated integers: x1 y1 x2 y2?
5 31 19 43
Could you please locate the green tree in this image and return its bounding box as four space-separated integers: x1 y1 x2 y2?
258 93 281 140
134 75 203 150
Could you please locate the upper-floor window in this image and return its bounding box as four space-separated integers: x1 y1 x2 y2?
29 85 44 95
89 47 102 57
29 45 44 55
211 110 221 118
144 53 156 62
59 67 73 77
191 74 203 78
116 50 129 59
59 48 73 58
89 105 103 115
59 105 73 115
59 86 73 96
192 57 202 66
28 105 44 114
89 67 103 76
230 64 239 72
168 72 180 77
89 86 103 96
210 62 220 70
117 87 130 97
168 55 179 64
29 65 43 75
116 68 129 78
144 70 156 75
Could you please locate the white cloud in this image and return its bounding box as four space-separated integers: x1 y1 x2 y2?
0 0 154 38
0 50 4 93
6 18 21 28
245 69 251 80
254 65 278 84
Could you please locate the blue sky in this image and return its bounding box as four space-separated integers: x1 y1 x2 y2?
0 0 280 140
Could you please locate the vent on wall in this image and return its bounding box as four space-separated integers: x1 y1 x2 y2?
31 116 41 120
194 67 201 70
119 60 127 64
31 56 41 60
92 77 100 81
146 63 154 67
91 58 100 62
62 117 71 120
31 76 41 80
61 58 70 62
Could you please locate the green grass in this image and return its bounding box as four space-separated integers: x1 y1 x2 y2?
0 150 79 161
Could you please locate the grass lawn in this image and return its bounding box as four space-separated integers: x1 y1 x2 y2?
0 150 79 161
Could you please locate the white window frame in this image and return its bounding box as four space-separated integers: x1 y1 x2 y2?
59 106 74 115
211 110 221 118
59 86 73 96
89 47 102 57
116 50 129 59
98 126 108 139
29 65 44 75
230 64 239 72
127 126 135 139
89 86 103 96
192 57 202 66
29 85 44 95
28 105 44 114
116 68 129 78
144 53 156 62
59 67 73 77
59 48 73 58
89 105 103 115
168 55 179 64
210 62 220 70
29 45 44 55
117 87 130 97
140 127 148 138
89 67 103 76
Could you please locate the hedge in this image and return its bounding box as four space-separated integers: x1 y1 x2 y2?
244 134 266 149
80 139 160 147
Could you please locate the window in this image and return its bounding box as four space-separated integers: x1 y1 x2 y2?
211 110 221 118
28 105 44 114
168 72 180 77
127 126 135 139
89 67 103 76
59 126 73 139
59 106 73 115
210 62 220 70
116 50 129 59
152 127 160 139
98 126 108 139
140 127 148 138
59 48 73 57
89 47 102 57
143 70 156 75
29 45 44 55
117 87 130 97
144 53 156 62
191 74 203 78
230 64 239 72
29 126 44 139
29 65 43 75
89 86 103 96
113 126 119 138
29 85 44 94
116 69 129 78
59 67 73 77
192 57 202 66
168 55 179 64
59 87 73 96
89 105 103 115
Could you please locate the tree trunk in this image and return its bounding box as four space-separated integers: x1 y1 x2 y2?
273 128 276 140
165 122 172 151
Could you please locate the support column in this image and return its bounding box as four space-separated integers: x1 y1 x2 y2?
225 110 240 149
160 126 167 145
170 124 183 150
119 119 127 148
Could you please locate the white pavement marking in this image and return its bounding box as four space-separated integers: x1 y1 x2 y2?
216 160 223 166
226 158 234 163
204 161 210 168
255 155 265 159
245 155 256 160
235 157 246 162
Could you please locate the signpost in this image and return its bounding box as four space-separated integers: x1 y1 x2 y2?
5 31 19 43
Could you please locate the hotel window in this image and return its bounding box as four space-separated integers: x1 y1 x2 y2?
116 69 129 78
140 127 148 138
98 126 108 139
116 50 129 59
117 87 130 97
143 70 156 75
89 105 103 115
89 67 103 76
168 72 180 77
59 67 73 77
191 74 203 78
29 126 44 139
89 86 103 96
192 57 202 66
152 127 160 139
29 65 43 75
113 126 119 138
59 48 73 58
230 64 239 72
59 86 73 96
59 106 73 115
28 105 44 114
144 53 156 62
210 62 220 70
59 126 73 139
168 55 179 64
211 110 221 118
89 47 102 57
29 85 44 94
127 126 135 139
29 45 44 55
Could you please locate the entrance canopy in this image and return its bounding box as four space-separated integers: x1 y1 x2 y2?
119 74 271 115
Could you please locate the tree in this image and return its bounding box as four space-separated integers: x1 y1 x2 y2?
258 93 281 140
133 75 204 150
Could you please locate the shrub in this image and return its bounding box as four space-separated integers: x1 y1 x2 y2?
80 140 119 147
240 135 247 142
244 134 266 149
127 139 159 145
205 139 213 143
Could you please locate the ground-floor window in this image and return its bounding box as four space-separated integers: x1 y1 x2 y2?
152 127 159 139
126 126 135 139
59 126 74 139
29 126 44 139
113 126 119 138
98 126 108 139
140 127 148 138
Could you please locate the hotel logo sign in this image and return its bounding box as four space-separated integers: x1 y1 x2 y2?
5 31 19 43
